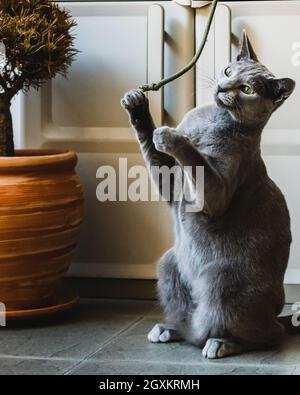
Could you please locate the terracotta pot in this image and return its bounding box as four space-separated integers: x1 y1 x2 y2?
0 150 84 314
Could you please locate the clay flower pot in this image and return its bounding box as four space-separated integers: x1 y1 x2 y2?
0 150 84 319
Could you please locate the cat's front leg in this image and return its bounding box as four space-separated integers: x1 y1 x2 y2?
121 90 175 169
148 323 182 343
121 89 150 127
154 128 229 217
121 90 175 201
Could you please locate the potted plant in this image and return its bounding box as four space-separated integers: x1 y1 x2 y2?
0 0 83 318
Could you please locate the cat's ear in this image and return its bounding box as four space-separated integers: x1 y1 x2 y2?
270 78 296 104
237 30 258 62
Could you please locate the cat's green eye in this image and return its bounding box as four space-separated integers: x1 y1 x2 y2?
241 85 255 95
224 67 232 77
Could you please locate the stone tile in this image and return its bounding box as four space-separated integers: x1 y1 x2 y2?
280 304 294 316
70 360 296 376
280 303 300 317
253 335 300 366
0 357 73 375
0 299 151 359
291 366 300 375
91 319 205 365
285 286 300 304
0 300 299 376
89 316 300 367
145 304 163 318
87 317 255 365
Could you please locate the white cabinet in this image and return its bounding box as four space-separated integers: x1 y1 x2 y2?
12 1 300 285
195 1 300 284
14 1 195 280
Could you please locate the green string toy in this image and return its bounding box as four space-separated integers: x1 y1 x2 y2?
140 0 219 93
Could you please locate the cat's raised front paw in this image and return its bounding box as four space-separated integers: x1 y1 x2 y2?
120 89 148 111
153 127 188 155
148 323 181 343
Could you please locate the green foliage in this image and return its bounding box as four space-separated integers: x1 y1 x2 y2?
0 0 77 98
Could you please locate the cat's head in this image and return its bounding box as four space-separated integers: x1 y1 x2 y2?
215 31 296 126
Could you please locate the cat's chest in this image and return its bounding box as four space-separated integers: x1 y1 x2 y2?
174 211 213 263
188 127 230 157
174 206 229 274
179 105 238 154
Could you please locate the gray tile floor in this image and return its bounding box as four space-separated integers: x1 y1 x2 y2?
0 299 299 375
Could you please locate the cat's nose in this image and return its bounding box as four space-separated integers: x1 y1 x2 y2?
217 86 227 94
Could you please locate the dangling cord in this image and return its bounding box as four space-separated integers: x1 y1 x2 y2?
140 0 219 93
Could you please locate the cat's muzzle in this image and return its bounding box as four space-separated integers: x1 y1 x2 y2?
216 92 234 107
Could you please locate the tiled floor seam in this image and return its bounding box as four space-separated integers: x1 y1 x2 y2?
67 359 300 370
0 355 298 373
0 313 147 373
64 315 146 375
0 354 297 369
0 354 80 362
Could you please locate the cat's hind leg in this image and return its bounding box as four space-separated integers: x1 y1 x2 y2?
192 261 285 359
202 329 284 360
148 249 192 344
202 339 244 359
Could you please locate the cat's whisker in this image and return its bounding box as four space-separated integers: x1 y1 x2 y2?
198 76 217 88
197 83 215 90
198 75 215 82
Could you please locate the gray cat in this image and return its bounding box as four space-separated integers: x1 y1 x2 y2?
121 32 297 359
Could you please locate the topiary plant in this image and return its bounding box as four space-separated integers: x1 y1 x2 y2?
0 0 77 156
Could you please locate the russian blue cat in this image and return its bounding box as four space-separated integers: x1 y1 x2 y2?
121 32 296 359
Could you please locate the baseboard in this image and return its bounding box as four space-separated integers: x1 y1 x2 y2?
67 277 157 300
285 285 300 304
68 263 157 280
69 264 300 285
284 269 300 285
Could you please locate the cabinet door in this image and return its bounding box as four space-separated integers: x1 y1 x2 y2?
14 1 195 280
196 1 300 285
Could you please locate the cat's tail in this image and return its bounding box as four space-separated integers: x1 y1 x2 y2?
279 315 300 335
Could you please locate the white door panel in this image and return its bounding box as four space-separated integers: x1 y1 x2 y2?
27 3 160 145
263 155 300 284
22 1 195 149
13 1 300 284
196 1 300 284
70 152 173 279
17 1 195 280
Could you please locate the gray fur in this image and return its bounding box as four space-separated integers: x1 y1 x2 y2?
121 32 296 359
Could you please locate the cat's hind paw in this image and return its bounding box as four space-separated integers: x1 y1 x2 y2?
202 338 243 359
148 324 181 343
120 89 148 111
